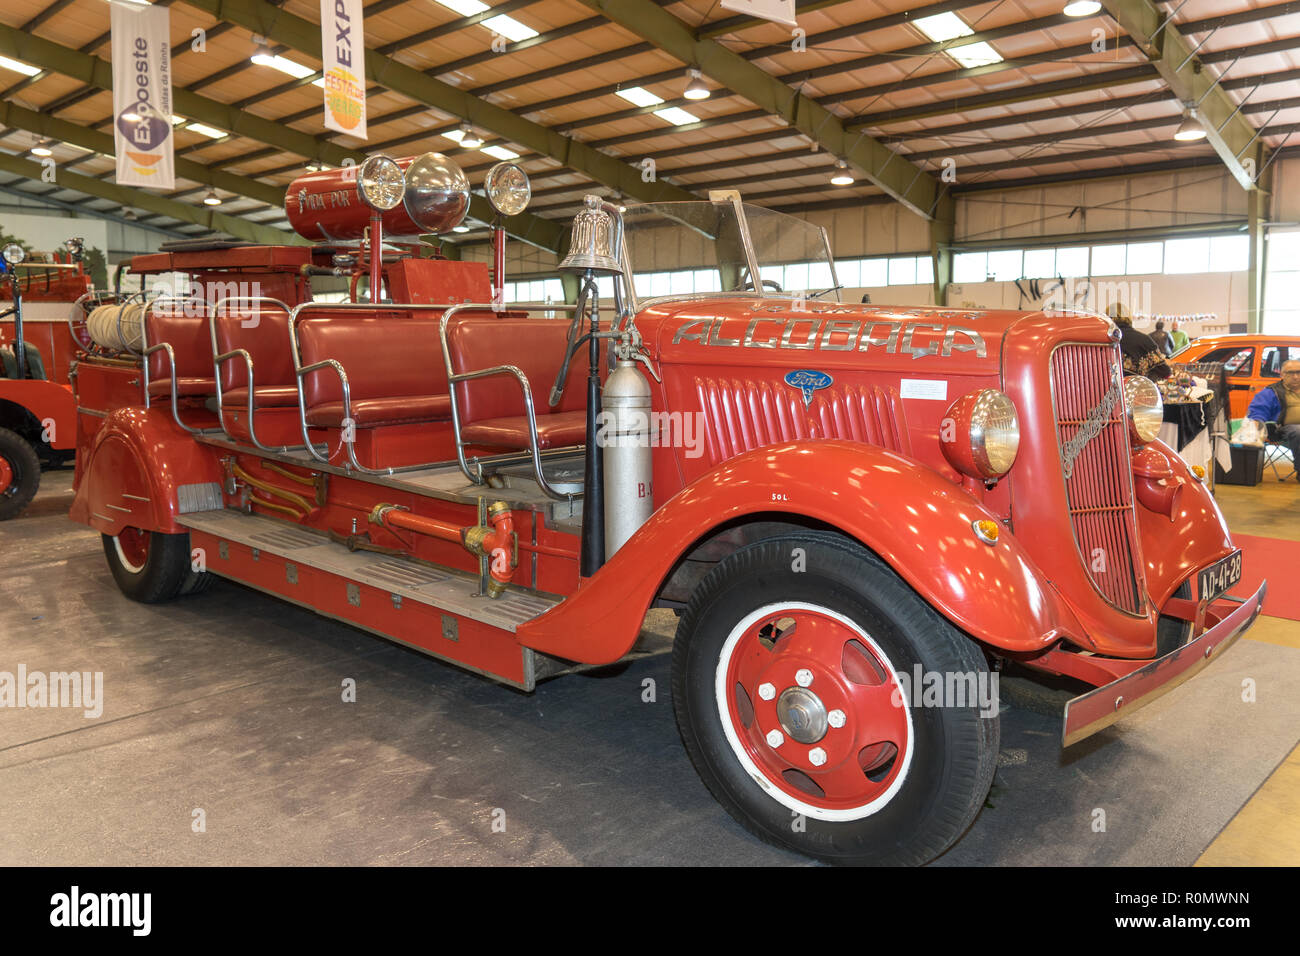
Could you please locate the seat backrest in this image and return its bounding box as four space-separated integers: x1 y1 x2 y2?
447 317 590 422
145 310 215 385
214 308 296 391
0 341 45 380
297 314 449 409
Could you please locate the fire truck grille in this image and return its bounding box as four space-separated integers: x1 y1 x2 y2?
695 378 911 465
1050 344 1145 614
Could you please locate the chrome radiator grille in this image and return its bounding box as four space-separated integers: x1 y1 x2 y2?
1050 344 1145 614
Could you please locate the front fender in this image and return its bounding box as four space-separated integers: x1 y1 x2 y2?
70 406 222 536
515 439 1082 664
0 379 76 449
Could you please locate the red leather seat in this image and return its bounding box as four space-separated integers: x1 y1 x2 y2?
222 384 300 408
145 310 217 399
213 308 297 406
447 317 593 450
298 315 450 428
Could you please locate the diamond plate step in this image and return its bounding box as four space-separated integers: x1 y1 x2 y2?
176 509 560 633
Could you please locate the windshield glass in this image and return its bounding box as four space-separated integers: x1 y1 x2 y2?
618 201 839 303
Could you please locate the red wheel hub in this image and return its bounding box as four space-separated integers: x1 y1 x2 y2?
115 527 151 572
0 455 13 493
721 606 911 817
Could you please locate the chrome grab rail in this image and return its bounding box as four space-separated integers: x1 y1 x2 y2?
141 295 222 436
438 302 583 499
207 296 298 453
287 300 470 475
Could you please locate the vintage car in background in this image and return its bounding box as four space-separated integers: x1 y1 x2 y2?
65 152 1264 865
1173 334 1300 419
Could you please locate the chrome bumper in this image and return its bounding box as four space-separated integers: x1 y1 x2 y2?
1061 581 1267 747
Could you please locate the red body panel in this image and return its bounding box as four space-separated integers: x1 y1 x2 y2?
0 378 76 449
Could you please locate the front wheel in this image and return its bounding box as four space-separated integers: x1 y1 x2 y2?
672 532 998 865
102 528 209 603
0 426 40 521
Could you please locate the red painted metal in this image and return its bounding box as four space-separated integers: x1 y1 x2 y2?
492 227 505 306
0 379 77 449
0 454 12 490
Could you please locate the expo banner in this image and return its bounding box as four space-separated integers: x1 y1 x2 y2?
321 0 367 139
719 0 796 28
110 0 174 189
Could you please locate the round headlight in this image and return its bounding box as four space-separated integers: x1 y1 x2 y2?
2 243 25 265
1124 374 1163 443
357 154 404 211
484 161 531 217
940 388 1021 480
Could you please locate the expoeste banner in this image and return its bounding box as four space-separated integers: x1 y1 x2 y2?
110 0 175 189
321 0 368 139
719 0 797 28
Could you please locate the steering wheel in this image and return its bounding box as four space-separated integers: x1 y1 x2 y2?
739 268 782 293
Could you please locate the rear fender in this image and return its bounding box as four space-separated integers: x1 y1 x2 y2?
0 380 76 449
515 439 1082 664
70 406 222 536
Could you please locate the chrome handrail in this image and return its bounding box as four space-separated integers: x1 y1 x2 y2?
140 297 222 435
208 296 297 453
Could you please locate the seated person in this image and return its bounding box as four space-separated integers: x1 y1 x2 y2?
1246 358 1300 481
1106 303 1171 381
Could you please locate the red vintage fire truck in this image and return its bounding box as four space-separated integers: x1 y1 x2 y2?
67 153 1265 865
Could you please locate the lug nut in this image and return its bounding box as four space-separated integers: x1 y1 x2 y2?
808 747 827 766
828 709 846 728
758 682 776 701
766 729 784 748
795 668 814 687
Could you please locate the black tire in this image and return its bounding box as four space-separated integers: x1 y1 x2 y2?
179 563 214 596
102 529 196 603
0 426 40 521
672 531 998 866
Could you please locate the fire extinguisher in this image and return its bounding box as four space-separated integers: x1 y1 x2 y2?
601 332 659 557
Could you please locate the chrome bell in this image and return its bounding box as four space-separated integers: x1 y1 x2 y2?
559 195 622 275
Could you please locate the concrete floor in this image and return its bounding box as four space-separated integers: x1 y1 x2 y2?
1 466 1296 865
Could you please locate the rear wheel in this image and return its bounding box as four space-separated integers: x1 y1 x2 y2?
102 528 207 603
672 532 998 865
0 427 40 521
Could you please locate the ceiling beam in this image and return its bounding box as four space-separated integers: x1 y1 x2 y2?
0 21 565 253
573 0 945 220
1099 0 1268 190
175 0 698 207
0 152 294 244
0 177 193 239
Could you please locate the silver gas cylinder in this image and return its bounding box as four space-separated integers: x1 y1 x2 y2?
601 356 653 556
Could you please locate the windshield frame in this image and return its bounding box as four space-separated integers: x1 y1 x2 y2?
612 196 841 312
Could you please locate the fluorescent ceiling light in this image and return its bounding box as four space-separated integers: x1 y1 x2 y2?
452 224 470 233
432 0 489 15
170 114 187 125
654 107 700 126
483 15 538 42
482 145 520 160
615 86 664 108
185 122 226 139
949 42 1003 68
252 53 316 80
913 11 973 43
0 55 41 77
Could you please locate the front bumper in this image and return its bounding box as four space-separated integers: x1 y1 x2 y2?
1061 582 1267 746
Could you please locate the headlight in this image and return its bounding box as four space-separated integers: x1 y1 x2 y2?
485 161 531 217
357 155 404 211
2 243 24 265
1124 374 1163 443
940 388 1021 480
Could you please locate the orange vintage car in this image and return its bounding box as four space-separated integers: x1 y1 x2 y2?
1173 334 1300 419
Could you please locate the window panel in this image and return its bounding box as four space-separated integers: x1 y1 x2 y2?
1162 237 1209 275
669 270 694 294
1125 242 1163 275
987 249 1023 281
888 257 916 285
784 262 810 290
1091 244 1126 276
915 257 934 285
858 258 888 286
1056 246 1089 277
953 252 987 283
835 259 860 286
1208 234 1249 272
1022 248 1056 278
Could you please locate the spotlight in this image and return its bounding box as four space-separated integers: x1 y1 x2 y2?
30 139 53 157
459 122 483 149
1174 109 1207 141
683 68 710 101
830 159 854 186
1063 1 1102 16
203 189 222 206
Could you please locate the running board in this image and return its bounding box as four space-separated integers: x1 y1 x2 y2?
177 508 559 633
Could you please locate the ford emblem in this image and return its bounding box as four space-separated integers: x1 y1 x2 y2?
784 369 833 408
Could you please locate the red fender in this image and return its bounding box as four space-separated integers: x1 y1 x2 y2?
515 439 1083 664
1133 439 1235 609
70 406 223 536
0 379 76 449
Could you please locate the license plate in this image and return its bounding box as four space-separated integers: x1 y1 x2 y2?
1198 550 1243 604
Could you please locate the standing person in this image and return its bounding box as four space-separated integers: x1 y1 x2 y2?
1106 302 1171 381
1169 319 1190 353
1150 319 1174 357
1246 359 1300 480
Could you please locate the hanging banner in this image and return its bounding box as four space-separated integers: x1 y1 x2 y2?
719 0 797 28
321 0 367 139
110 1 174 189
